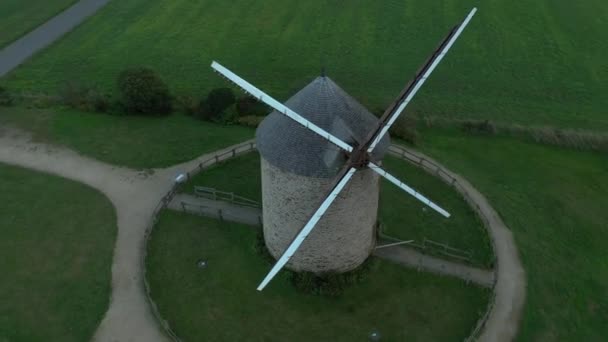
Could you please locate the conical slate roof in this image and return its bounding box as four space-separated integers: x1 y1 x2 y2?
256 76 390 178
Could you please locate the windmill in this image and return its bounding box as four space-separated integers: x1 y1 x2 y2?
212 8 477 291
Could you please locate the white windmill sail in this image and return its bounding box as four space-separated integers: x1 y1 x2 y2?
211 61 353 153
368 162 450 218
367 7 477 152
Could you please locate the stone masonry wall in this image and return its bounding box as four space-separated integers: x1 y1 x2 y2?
261 157 379 273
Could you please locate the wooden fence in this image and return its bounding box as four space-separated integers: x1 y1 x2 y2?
194 186 260 208
142 140 257 342
183 141 256 181
387 144 498 342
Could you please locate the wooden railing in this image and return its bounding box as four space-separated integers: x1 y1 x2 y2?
194 186 260 208
387 144 498 342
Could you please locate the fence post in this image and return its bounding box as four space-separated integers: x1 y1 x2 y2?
218 209 223 221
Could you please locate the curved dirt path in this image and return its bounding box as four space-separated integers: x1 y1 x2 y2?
0 130 525 341
0 0 111 77
389 144 526 342
0 130 251 341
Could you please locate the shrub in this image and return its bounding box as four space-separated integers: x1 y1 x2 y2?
290 259 376 297
59 82 89 109
237 115 265 128
461 119 497 135
390 116 419 145
236 96 268 117
117 67 172 115
196 88 236 122
175 94 199 116
86 89 111 113
253 230 275 264
252 229 375 297
198 88 235 120
59 82 110 112
0 86 13 106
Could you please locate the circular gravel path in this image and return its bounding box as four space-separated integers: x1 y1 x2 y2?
0 130 525 342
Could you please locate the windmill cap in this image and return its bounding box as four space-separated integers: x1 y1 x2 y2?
256 76 390 178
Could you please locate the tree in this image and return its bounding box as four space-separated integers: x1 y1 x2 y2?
117 67 172 115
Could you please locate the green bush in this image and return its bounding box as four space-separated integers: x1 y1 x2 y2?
236 96 268 117
59 81 89 109
237 115 265 127
117 67 172 115
461 120 497 135
252 230 375 297
175 94 199 116
198 88 235 121
59 82 110 113
0 86 13 106
252 230 275 264
290 259 376 297
390 116 419 145
86 89 111 113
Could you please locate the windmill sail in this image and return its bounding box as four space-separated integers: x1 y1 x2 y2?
368 162 450 218
211 61 354 153
367 8 477 152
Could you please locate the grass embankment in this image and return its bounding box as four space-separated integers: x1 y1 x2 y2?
0 106 253 169
2 0 607 130
0 163 116 341
418 128 608 341
146 211 489 341
0 0 77 49
181 151 493 267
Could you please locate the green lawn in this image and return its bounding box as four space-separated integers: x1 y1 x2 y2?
417 128 608 341
146 211 489 341
0 163 116 341
2 0 607 130
181 151 493 267
0 106 254 169
0 0 77 48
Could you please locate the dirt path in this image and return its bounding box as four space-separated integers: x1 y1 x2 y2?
169 192 495 287
0 130 251 341
374 245 494 288
390 144 526 342
0 130 524 341
0 0 110 77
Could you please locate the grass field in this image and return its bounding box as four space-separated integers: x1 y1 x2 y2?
0 0 77 48
0 106 254 169
146 211 489 341
2 0 607 130
0 163 116 341
417 129 608 341
182 151 493 267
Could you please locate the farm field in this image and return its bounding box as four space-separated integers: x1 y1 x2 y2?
0 0 77 49
2 0 608 130
417 128 608 341
146 211 489 341
181 151 493 267
0 162 116 341
0 106 254 169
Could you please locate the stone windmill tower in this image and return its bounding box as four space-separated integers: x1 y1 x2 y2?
212 7 476 291
256 75 390 274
